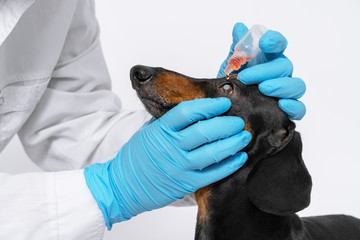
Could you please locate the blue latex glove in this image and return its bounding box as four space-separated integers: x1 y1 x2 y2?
218 23 306 120
84 98 251 229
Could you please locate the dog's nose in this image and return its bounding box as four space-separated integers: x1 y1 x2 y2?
130 65 153 83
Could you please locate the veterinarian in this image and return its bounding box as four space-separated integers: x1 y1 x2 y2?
0 1 306 239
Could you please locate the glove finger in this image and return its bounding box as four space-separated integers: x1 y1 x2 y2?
258 77 306 99
278 99 306 120
232 23 249 43
160 98 231 131
259 30 288 61
191 152 248 187
260 30 288 53
183 131 251 170
239 57 293 84
218 23 249 78
175 116 245 150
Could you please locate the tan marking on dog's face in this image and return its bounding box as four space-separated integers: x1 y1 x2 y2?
194 186 211 224
244 122 253 135
154 72 205 104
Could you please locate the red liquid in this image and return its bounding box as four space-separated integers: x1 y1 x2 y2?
228 55 255 70
224 50 255 79
228 56 246 69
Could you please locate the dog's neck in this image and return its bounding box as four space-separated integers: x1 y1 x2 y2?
196 183 305 240
195 133 307 240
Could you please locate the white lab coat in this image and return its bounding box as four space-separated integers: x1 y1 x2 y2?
0 0 195 239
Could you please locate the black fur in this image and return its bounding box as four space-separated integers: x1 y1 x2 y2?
130 65 360 240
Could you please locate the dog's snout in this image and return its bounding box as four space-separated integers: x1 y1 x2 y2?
130 65 153 83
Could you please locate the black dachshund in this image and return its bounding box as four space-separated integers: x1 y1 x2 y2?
130 65 360 240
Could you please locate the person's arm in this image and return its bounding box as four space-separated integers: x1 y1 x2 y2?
18 0 149 171
0 1 113 239
0 170 105 240
16 0 197 211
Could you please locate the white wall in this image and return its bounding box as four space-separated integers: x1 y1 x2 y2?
1 0 360 239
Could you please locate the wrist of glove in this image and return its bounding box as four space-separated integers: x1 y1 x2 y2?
218 23 306 120
84 98 251 229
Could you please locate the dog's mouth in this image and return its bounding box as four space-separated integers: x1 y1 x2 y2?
137 95 176 118
131 65 210 118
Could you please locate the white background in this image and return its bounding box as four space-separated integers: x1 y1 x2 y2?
1 0 360 239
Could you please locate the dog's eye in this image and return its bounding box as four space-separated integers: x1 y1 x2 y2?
220 83 233 94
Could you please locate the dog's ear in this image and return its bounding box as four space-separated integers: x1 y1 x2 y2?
246 131 312 215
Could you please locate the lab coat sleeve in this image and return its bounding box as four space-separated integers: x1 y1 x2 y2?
0 170 105 240
17 0 150 171
17 0 195 207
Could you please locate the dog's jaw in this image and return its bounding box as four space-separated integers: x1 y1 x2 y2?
136 95 174 119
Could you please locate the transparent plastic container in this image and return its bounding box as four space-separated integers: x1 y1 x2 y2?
224 24 268 77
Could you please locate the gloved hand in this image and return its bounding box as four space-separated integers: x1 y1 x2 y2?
218 23 306 120
84 98 251 229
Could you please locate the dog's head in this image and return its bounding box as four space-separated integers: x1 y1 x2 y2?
130 65 312 216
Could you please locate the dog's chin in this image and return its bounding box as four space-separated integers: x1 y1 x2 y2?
138 96 175 119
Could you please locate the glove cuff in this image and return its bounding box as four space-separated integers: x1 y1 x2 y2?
84 160 130 230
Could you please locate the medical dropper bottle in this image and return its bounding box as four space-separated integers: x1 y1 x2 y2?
224 24 268 78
